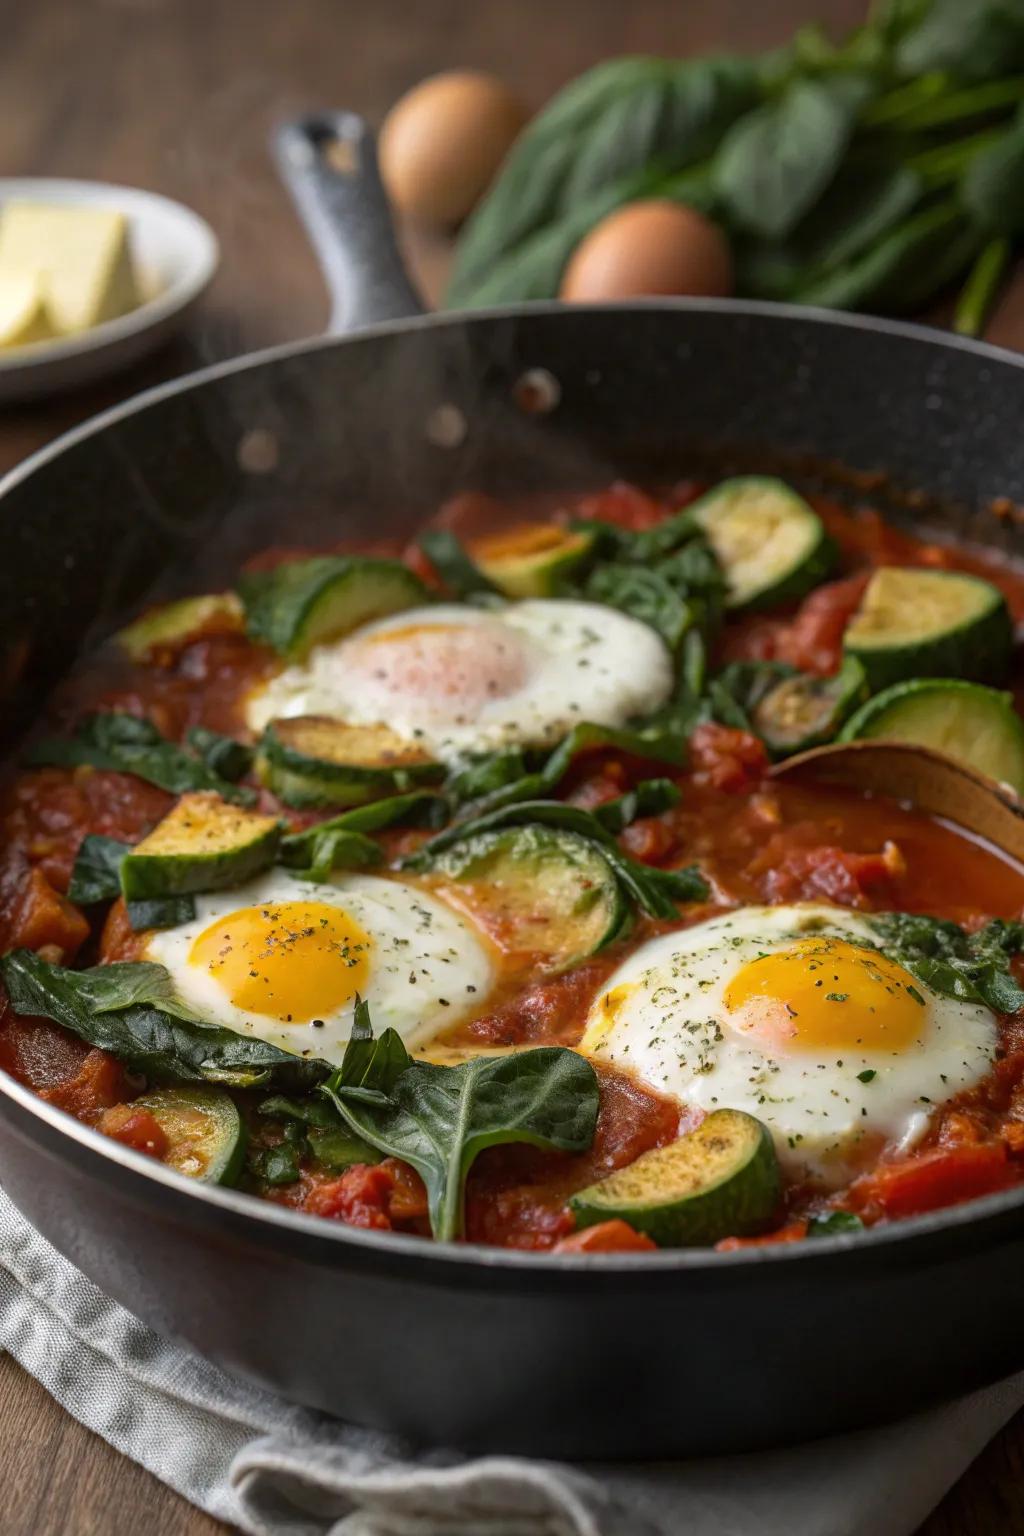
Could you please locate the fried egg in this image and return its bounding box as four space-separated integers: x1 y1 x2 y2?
580 904 999 1187
145 870 495 1064
244 599 674 756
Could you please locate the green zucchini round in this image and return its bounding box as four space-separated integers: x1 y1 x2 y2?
133 1086 245 1185
688 477 836 611
842 567 1013 691
428 823 628 968
569 1108 781 1247
839 677 1024 793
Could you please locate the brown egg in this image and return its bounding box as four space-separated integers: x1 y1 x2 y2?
379 71 527 229
560 201 734 303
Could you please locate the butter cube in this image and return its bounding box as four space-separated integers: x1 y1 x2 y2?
0 202 141 334
0 271 55 348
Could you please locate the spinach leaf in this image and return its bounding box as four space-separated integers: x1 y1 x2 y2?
453 720 685 820
249 1142 304 1186
806 1210 864 1237
416 530 502 601
714 76 870 240
67 835 130 905
321 1008 600 1240
0 950 329 1090
186 726 254 783
126 896 197 932
66 836 197 927
896 0 1024 84
582 565 696 651
592 778 681 834
26 712 255 806
258 1093 342 1128
279 790 441 879
253 1092 382 1176
869 913 1024 1014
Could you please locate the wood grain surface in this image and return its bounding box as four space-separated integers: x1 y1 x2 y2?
1 1 1022 1532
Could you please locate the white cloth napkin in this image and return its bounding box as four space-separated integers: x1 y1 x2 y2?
0 1182 1021 1536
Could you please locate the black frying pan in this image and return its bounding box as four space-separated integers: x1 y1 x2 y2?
0 114 1023 1460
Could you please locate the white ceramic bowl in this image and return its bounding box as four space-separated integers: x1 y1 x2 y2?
0 178 219 403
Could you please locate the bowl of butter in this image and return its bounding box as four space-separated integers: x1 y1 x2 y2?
0 179 218 402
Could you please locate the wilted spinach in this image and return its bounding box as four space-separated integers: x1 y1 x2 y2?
26 712 255 805
321 1002 601 1240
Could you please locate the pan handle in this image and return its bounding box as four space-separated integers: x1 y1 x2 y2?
273 112 426 334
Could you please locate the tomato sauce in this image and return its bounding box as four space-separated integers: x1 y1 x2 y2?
2 482 1024 1249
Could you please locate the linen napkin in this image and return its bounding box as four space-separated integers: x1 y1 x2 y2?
0 1183 1021 1536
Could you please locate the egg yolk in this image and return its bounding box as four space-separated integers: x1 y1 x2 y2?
723 937 925 1053
189 901 371 1023
345 620 530 711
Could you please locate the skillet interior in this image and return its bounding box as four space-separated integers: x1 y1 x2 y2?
2 300 1024 1457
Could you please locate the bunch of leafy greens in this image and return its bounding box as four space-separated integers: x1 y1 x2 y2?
0 951 329 1091
450 1 1024 333
869 913 1024 1014
26 712 256 806
320 1000 600 1240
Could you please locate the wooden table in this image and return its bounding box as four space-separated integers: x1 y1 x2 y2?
2 1 1024 1531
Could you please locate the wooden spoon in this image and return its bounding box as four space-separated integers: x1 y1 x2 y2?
770 740 1024 866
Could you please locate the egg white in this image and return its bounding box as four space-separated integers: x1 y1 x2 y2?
244 599 674 756
580 903 999 1187
145 870 495 1065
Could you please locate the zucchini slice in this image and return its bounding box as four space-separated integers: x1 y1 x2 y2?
688 478 836 611
120 793 281 899
469 523 596 598
133 1086 245 1185
258 716 443 809
569 1109 781 1247
237 556 429 661
842 567 1013 690
429 823 628 968
840 678 1024 793
752 657 868 756
115 593 244 661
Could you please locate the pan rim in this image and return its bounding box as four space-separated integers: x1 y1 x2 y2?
4 295 1024 505
5 295 1024 1274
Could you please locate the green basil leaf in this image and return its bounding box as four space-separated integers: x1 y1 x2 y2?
186 726 254 783
793 200 978 311
0 950 330 1090
417 531 502 600
67 835 130 905
322 1016 600 1240
896 0 1024 83
961 117 1024 234
26 712 255 806
714 76 870 240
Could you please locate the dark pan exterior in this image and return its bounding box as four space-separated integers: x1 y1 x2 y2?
1 301 1024 1458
